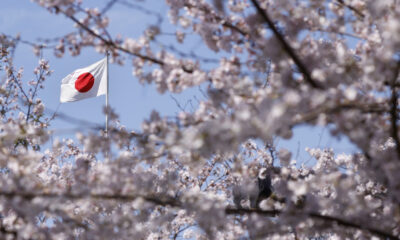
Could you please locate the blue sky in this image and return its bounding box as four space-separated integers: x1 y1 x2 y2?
1 0 358 163
1 0 192 130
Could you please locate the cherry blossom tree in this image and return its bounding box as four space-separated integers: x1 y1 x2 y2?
1 0 400 239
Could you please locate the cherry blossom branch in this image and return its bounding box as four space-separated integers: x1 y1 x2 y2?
26 56 47 123
265 141 277 165
310 28 366 40
55 3 243 74
390 62 400 159
183 3 248 36
292 102 389 126
225 207 399 240
1 34 56 50
307 212 396 240
53 7 177 68
3 41 30 103
0 191 180 208
154 39 219 63
250 0 323 89
335 0 365 19
198 159 218 188
2 190 397 239
172 225 193 240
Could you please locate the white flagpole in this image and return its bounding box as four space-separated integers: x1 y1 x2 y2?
106 51 109 160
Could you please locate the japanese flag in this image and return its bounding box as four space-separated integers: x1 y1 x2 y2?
60 58 107 103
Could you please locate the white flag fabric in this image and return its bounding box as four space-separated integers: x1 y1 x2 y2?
60 58 107 103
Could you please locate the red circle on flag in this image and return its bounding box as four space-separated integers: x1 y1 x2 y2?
75 72 95 93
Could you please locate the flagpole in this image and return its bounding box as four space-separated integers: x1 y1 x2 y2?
106 50 109 161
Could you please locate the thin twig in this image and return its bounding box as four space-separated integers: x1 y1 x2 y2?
2 33 56 49
183 2 248 36
118 0 163 24
172 225 192 240
310 28 366 40
101 0 118 15
154 39 219 63
26 51 45 123
292 101 390 126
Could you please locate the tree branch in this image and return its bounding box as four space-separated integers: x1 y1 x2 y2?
291 101 389 126
390 61 400 159
54 7 198 73
63 10 164 64
101 0 118 15
0 190 180 208
26 54 46 123
183 3 248 36
249 0 323 89
225 207 399 240
1 190 397 239
335 0 365 19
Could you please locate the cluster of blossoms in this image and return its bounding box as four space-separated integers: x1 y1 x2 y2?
1 0 400 239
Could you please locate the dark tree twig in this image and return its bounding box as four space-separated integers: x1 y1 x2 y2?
101 0 118 14
335 0 365 19
390 61 400 159
225 207 399 240
250 0 323 89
